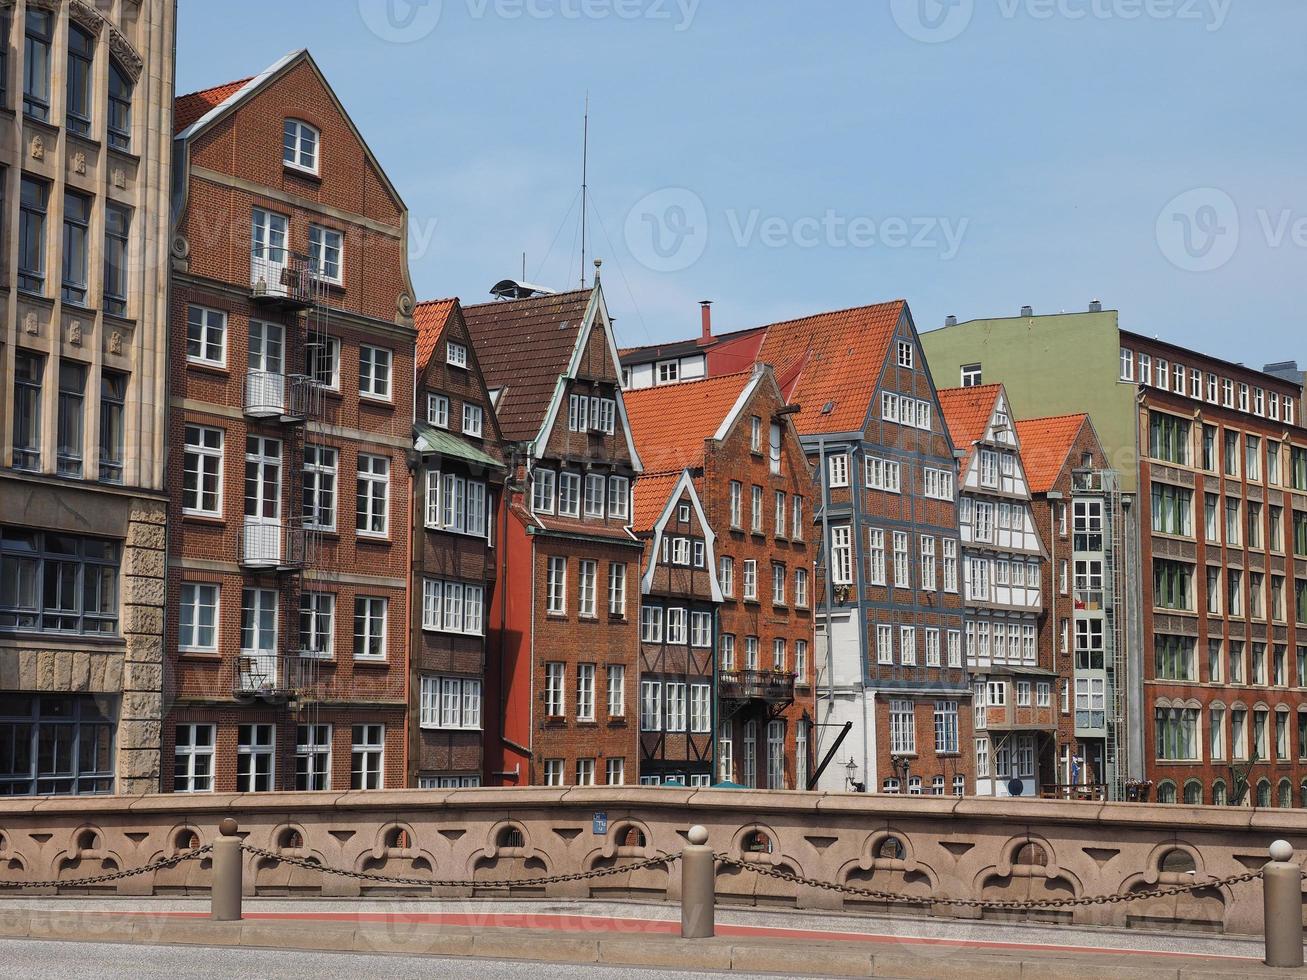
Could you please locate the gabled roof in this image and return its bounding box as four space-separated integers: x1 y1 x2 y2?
414 298 458 374
937 383 1005 471
638 470 723 602
752 301 907 435
632 472 686 532
1015 414 1092 494
174 77 252 134
463 289 594 444
623 371 755 476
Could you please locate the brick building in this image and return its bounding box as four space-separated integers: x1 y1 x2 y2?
164 51 416 793
0 0 176 795
938 385 1050 797
625 367 814 789
630 470 721 786
623 301 970 796
467 282 643 787
1016 413 1122 797
410 298 505 787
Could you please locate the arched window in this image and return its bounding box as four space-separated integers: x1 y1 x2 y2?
1183 780 1203 805
1014 842 1048 867
1278 779 1293 808
108 61 133 151
1256 779 1272 808
1300 780 1307 809
1156 780 1177 803
1212 780 1228 806
1160 849 1196 874
284 118 320 174
876 836 904 861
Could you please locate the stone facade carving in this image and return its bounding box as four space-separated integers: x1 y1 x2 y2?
69 0 105 32
72 151 87 175
108 28 144 81
23 312 38 336
69 320 83 346
30 135 44 161
113 168 127 189
108 330 123 355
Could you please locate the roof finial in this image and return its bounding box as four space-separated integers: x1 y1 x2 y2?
593 258 602 285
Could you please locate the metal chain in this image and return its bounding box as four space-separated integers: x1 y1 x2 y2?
240 843 679 889
716 854 1265 911
0 844 214 891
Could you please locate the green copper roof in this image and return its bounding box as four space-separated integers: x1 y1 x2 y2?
414 422 504 470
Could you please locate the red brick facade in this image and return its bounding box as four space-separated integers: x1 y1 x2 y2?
164 53 415 793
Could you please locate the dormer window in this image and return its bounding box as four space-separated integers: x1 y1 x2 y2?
447 342 468 369
897 341 914 369
283 119 319 175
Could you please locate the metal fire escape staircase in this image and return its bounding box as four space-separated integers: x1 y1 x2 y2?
239 250 332 768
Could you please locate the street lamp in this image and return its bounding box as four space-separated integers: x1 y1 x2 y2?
844 757 863 793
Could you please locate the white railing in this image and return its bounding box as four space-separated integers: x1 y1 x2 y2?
244 370 286 417
241 521 282 567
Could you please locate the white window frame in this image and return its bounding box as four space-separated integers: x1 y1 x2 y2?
283 118 320 174
447 342 469 368
186 305 226 367
179 583 220 651
462 402 484 438
352 596 387 660
546 557 567 615
309 224 343 284
359 345 392 401
182 424 224 516
356 453 390 538
173 724 215 793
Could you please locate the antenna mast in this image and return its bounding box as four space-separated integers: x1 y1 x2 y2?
580 93 589 289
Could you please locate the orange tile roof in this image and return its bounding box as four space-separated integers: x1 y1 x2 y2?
752 301 905 435
936 384 1003 470
632 472 686 533
623 372 754 476
174 77 252 134
1015 414 1091 494
414 298 458 373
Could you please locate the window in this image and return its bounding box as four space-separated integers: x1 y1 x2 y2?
893 532 910 588
827 453 849 488
359 346 391 399
108 60 133 150
640 680 662 731
942 539 958 593
459 402 484 438
310 336 340 389
656 359 679 384
295 724 332 790
574 758 595 786
578 560 597 618
745 636 760 670
773 490 786 536
51 362 87 478
558 472 581 517
924 467 954 500
830 527 852 586
795 639 808 678
309 225 343 283
356 454 389 536
729 481 742 527
794 568 809 608
421 578 484 635
963 363 984 386
60 191 91 305
583 474 605 518
606 663 627 716
173 724 215 793
1155 634 1196 681
424 471 487 537
608 476 630 520
186 305 226 366
1153 559 1193 611
771 563 786 606
283 119 320 174
102 203 131 316
531 468 556 514
1246 435 1262 482
890 701 915 754
920 536 936 591
23 10 52 120
98 370 127 483
546 557 567 614
236 724 275 792
750 485 764 532
769 422 782 474
446 341 468 368
240 587 278 658
544 662 565 716
178 583 219 650
543 760 564 786
792 496 804 540
877 624 894 664
352 596 387 659
608 563 627 616
718 556 734 597
299 591 335 658
426 393 450 428
1148 412 1190 465
1225 496 1242 547
350 724 384 790
1204 493 1220 542
576 664 596 721
1151 483 1192 537
1268 442 1282 486
719 634 736 669
10 178 39 293
1 528 119 636
298 445 339 531
690 611 712 648
664 682 687 732
897 341 914 368
742 559 758 600
665 607 687 644
1155 706 1199 761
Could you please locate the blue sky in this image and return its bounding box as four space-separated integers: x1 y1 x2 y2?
177 0 1306 368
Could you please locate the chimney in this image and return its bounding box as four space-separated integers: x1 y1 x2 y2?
699 301 713 346
945 314 958 327
1020 305 1034 317
1089 299 1103 313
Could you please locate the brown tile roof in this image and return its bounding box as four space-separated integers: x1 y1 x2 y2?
174 77 252 134
624 372 754 477
414 298 458 374
753 301 906 435
937 384 1003 471
632 472 686 533
1015 414 1091 494
463 289 593 444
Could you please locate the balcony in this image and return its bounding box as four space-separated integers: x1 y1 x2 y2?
1074 589 1105 611
234 650 322 702
250 251 313 309
239 519 318 571
244 371 323 422
719 668 797 704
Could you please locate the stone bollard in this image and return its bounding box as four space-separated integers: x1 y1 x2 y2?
210 818 243 922
681 825 715 939
1263 839 1304 968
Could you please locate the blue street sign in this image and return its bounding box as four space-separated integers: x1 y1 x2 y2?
593 811 608 835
